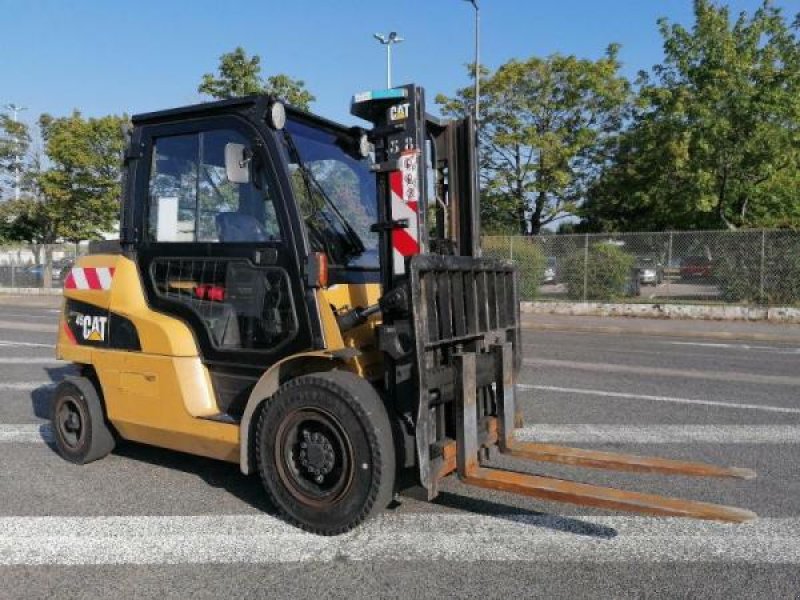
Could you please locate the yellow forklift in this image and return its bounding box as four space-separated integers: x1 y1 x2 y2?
54 85 756 535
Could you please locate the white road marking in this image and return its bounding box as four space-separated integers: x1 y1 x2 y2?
0 424 52 443
6 422 799 446
662 341 800 354
0 515 797 565
515 424 800 444
0 382 55 391
524 358 800 386
519 384 800 415
0 340 55 348
0 313 58 320
0 358 63 364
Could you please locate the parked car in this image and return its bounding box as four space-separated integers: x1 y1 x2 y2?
680 256 713 279
23 259 72 286
542 256 557 284
636 257 664 285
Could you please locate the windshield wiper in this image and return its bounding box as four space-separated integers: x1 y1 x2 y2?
282 131 366 260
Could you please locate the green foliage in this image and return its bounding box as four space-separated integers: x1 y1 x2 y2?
0 113 32 199
482 236 546 300
562 242 634 301
199 47 315 110
437 49 630 235
586 0 800 232
1 112 126 248
713 232 800 305
37 112 127 242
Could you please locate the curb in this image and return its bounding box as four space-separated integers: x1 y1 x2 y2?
520 300 800 324
521 320 800 343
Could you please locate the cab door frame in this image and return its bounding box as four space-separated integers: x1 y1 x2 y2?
129 111 324 382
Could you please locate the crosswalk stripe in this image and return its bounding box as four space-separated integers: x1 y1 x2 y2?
524 358 800 387
515 425 800 444
5 423 799 445
519 384 800 415
0 358 63 364
0 382 55 391
0 424 53 442
0 515 797 565
0 340 55 348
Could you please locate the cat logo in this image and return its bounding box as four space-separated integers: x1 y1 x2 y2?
389 102 410 122
75 314 108 342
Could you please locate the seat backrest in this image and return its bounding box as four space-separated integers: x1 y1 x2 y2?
215 212 268 242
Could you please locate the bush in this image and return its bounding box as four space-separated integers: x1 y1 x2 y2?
714 232 800 305
482 236 546 300
562 242 634 301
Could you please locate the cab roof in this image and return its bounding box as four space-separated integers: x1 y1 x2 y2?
131 94 355 135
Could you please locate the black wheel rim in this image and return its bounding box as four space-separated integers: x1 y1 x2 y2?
56 395 85 449
275 408 354 508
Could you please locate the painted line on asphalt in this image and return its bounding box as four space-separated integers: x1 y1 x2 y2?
524 358 800 387
0 382 55 392
515 424 800 444
0 320 56 333
662 341 800 354
0 358 63 364
6 422 800 446
519 384 800 415
0 340 55 348
0 424 53 443
0 515 797 565
0 313 58 320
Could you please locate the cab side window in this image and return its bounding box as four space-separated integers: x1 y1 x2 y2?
148 129 280 243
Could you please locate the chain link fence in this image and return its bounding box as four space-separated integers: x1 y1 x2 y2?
0 244 87 289
1 231 798 307
483 230 800 306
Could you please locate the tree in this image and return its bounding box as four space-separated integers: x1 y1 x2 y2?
0 112 126 285
586 0 800 231
436 48 630 235
0 113 32 199
36 112 126 242
199 47 315 110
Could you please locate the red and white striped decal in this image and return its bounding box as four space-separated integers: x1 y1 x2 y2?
390 150 421 275
64 267 115 291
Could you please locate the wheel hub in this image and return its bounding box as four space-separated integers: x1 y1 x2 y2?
299 430 336 481
57 398 84 448
275 408 355 506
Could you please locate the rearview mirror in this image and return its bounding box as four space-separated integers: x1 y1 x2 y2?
225 143 251 184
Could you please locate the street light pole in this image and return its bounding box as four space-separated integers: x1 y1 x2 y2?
463 0 480 126
2 103 27 201
373 32 404 88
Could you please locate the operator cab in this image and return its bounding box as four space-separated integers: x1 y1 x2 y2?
121 95 378 413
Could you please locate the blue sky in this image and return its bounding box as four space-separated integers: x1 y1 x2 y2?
2 0 798 132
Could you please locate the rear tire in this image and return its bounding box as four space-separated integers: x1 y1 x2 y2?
51 376 115 464
256 370 396 536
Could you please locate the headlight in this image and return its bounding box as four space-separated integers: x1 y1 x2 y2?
358 133 372 158
267 101 286 130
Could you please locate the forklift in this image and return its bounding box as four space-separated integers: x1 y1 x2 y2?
54 85 756 535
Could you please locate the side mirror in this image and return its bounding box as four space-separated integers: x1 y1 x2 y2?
225 143 251 184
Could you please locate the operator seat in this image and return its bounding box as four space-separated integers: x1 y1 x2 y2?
215 212 268 242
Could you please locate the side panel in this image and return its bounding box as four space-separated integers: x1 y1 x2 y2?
59 254 239 461
92 349 238 462
58 254 199 358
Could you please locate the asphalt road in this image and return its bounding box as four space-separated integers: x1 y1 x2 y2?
0 302 798 599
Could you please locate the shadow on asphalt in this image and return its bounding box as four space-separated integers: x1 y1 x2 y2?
29 369 617 540
111 442 279 513
30 365 76 420
430 491 618 539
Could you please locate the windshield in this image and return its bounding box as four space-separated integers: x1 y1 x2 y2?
282 118 379 269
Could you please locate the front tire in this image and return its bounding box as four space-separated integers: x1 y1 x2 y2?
256 370 396 536
51 376 115 464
